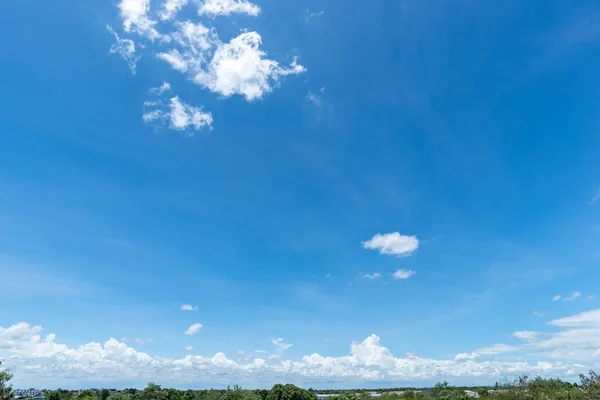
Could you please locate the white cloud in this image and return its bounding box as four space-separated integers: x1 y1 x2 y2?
476 343 519 355
151 82 172 95
161 0 189 20
590 189 600 204
563 292 582 302
144 92 213 134
512 331 539 341
198 0 260 17
107 25 140 73
454 352 478 361
255 350 266 354
392 269 416 280
184 323 203 335
553 295 562 301
118 0 161 40
185 346 194 352
304 9 324 23
363 273 382 280
0 322 593 386
193 32 305 101
133 338 154 344
533 311 546 318
548 309 600 328
272 338 293 353
362 232 419 257
180 304 198 311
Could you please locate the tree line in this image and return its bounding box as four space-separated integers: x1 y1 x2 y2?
2 362 599 400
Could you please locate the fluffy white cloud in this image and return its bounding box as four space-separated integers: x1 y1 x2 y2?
161 0 189 20
181 304 199 311
144 88 213 134
392 269 416 280
362 232 419 256
363 273 382 280
118 0 161 40
0 322 595 386
107 25 140 73
184 323 203 335
193 32 305 101
198 0 260 17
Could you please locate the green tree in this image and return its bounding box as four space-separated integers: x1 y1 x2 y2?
580 371 600 400
265 384 317 400
100 390 110 400
0 362 15 400
78 391 97 400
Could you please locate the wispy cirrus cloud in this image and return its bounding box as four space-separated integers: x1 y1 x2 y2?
363 272 382 280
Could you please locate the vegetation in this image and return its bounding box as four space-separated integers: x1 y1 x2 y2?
3 361 600 400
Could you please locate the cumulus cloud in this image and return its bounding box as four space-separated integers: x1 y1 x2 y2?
118 0 161 40
161 0 189 20
0 321 594 386
363 273 382 280
392 269 416 280
198 0 260 17
193 32 305 101
184 323 203 335
180 304 198 311
144 86 213 134
107 25 140 73
362 232 419 257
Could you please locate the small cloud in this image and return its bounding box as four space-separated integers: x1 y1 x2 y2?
133 338 154 344
324 338 335 343
362 232 419 257
185 345 194 352
180 304 198 311
563 292 581 302
307 89 325 107
552 295 562 302
589 188 600 204
512 331 539 341
272 337 293 352
588 295 595 300
255 350 267 354
532 311 546 318
144 88 213 134
392 269 416 280
107 25 140 74
454 352 478 361
304 9 324 23
476 343 519 355
198 0 261 17
184 323 203 335
151 82 171 95
363 272 382 280
160 0 189 20
121 337 128 342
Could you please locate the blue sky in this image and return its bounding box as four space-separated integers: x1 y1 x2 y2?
2 0 600 390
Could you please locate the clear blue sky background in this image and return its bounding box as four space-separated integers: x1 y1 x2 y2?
1 0 600 389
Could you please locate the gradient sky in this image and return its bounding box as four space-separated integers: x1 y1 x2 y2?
1 0 600 390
